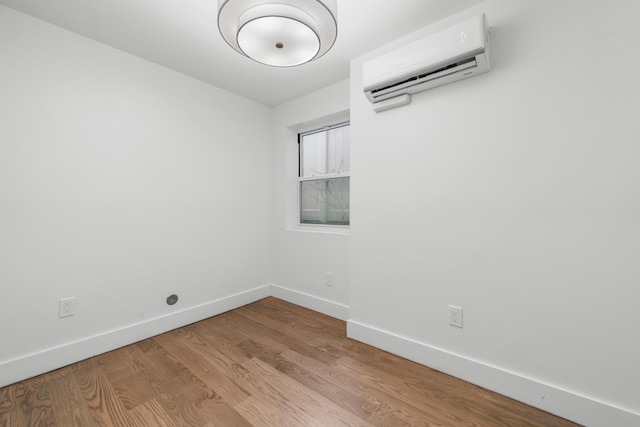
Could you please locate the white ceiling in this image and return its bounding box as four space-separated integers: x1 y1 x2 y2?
0 0 483 106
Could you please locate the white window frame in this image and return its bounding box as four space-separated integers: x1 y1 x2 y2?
298 122 350 229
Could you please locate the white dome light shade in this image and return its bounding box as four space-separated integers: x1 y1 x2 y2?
238 16 320 67
218 0 337 67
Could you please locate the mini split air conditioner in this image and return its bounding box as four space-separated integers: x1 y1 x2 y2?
363 14 490 112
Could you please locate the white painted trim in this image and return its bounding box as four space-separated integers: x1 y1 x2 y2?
299 172 350 182
270 283 350 320
287 224 350 235
0 285 271 388
347 319 640 427
5 286 636 427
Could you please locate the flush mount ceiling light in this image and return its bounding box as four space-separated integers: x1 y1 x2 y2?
217 0 337 67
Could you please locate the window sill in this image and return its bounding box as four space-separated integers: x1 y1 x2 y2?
288 223 350 235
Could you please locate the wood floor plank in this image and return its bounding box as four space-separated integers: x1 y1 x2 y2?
212 311 291 354
96 347 157 411
333 352 579 427
46 367 96 427
72 358 138 426
174 326 251 380
190 316 256 364
195 310 258 346
0 297 583 427
127 399 177 427
256 297 346 339
235 357 373 427
315 335 541 425
136 335 253 427
236 305 342 365
235 394 302 427
0 378 55 427
0 386 17 426
335 353 509 426
281 349 450 426
238 298 344 343
151 331 250 407
236 338 377 419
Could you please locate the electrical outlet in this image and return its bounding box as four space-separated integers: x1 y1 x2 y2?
59 297 76 318
326 272 334 287
449 305 463 328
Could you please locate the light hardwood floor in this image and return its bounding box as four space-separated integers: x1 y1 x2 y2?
0 297 582 426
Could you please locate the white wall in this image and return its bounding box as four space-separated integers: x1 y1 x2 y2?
270 80 351 319
0 6 271 386
4 1 640 424
349 1 640 426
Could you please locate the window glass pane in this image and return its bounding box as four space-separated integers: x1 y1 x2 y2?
300 177 350 225
300 132 326 177
300 125 350 177
327 125 350 174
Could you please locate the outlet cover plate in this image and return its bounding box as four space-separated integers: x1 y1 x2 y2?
449 305 463 328
59 297 76 318
326 272 334 287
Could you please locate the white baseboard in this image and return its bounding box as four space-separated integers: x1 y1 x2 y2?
0 285 271 389
347 319 639 427
269 284 350 320
5 286 636 427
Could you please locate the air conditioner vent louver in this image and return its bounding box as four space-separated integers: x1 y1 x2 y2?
370 57 478 100
363 14 490 110
370 76 419 96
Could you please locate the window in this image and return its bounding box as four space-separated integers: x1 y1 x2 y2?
298 123 350 226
